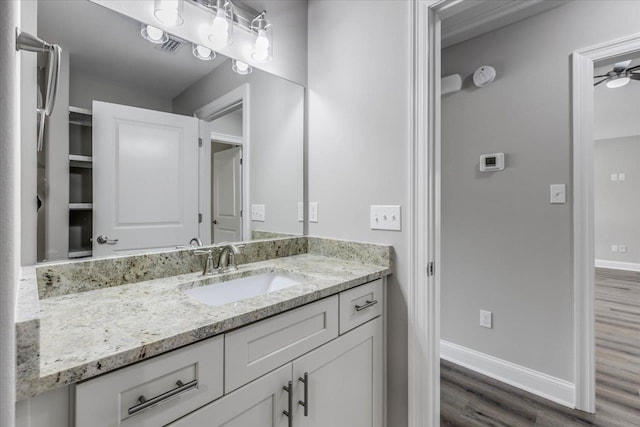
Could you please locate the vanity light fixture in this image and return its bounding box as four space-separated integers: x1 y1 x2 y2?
232 59 252 75
154 0 184 26
192 43 216 60
140 23 169 44
251 12 272 63
208 0 234 48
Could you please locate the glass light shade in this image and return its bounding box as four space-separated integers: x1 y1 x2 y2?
232 59 252 75
154 0 184 26
208 0 233 49
606 76 630 88
140 24 169 44
192 44 216 61
251 15 272 63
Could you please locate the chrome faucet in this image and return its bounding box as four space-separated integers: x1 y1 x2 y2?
218 243 242 272
189 237 203 247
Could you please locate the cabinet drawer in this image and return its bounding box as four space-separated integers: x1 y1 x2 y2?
75 336 223 427
225 295 338 393
339 279 383 334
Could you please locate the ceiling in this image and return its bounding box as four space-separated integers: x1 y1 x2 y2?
38 0 228 101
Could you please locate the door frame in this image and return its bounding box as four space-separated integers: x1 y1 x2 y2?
571 31 640 413
194 84 251 245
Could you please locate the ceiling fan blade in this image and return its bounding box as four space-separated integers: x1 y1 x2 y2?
593 74 609 78
630 74 640 80
626 64 640 72
613 60 632 72
594 78 609 86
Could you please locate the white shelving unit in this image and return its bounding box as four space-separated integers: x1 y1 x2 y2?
68 106 93 259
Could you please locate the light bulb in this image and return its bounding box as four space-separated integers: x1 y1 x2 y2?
146 25 164 42
252 29 270 62
232 60 252 75
210 9 229 47
236 61 248 72
155 0 183 26
196 45 212 58
606 76 630 88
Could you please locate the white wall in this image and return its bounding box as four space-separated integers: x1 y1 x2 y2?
1 1 19 425
594 136 640 266
441 0 640 382
172 63 304 236
307 1 410 425
69 67 173 112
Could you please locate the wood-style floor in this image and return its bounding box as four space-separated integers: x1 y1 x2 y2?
440 268 640 426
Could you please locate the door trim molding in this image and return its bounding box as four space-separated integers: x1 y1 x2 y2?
572 32 640 413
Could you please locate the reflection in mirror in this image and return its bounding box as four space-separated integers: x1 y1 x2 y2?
34 0 304 262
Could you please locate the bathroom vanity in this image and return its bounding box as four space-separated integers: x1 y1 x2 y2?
16 237 391 427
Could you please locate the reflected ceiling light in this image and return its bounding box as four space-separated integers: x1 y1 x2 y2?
232 59 252 75
606 74 631 89
192 44 216 61
251 13 272 63
140 24 169 44
209 0 233 48
154 0 184 26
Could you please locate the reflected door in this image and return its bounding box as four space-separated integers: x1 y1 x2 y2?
92 101 200 256
212 147 242 243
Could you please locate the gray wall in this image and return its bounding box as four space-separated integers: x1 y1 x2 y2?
595 136 640 264
173 63 304 236
69 67 172 112
1 1 19 425
441 0 640 382
307 1 410 425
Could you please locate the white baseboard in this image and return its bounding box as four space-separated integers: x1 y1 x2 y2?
595 259 640 272
440 340 575 408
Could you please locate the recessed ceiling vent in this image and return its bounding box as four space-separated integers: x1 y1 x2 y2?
154 37 182 54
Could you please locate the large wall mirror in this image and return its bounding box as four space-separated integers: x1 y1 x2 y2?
32 0 304 262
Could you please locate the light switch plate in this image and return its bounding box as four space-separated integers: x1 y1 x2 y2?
611 245 618 253
611 173 618 181
480 310 493 329
370 205 401 231
251 204 265 222
550 184 566 204
309 202 318 223
298 202 304 222
619 173 626 181
619 245 627 253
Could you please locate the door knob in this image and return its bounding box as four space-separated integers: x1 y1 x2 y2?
212 220 218 224
96 235 119 244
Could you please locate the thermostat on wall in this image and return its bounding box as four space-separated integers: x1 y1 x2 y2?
479 153 505 171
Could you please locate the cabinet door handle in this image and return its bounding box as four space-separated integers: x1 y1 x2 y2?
355 299 378 312
128 379 198 416
282 380 293 427
298 372 309 416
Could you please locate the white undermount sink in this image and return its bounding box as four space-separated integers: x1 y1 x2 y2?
185 273 302 307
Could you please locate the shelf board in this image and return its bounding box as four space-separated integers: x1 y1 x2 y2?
69 120 92 127
69 203 93 210
69 154 93 162
68 249 92 259
69 106 92 116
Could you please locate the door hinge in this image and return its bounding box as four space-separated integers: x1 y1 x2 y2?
240 158 243 165
240 209 243 218
198 138 203 147
198 213 202 223
427 261 434 276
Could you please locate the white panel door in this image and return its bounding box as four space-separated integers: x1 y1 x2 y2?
168 363 292 427
212 147 242 243
293 317 383 427
93 101 199 256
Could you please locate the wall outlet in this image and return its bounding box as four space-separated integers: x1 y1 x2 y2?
480 310 493 329
251 204 265 222
611 173 618 181
619 173 626 181
298 202 304 222
619 245 627 253
370 205 402 231
611 245 619 253
309 202 318 223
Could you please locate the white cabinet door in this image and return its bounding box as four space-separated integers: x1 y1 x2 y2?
168 364 292 427
212 147 242 243
92 101 200 256
293 317 383 427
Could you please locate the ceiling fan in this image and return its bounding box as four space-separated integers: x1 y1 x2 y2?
594 60 640 88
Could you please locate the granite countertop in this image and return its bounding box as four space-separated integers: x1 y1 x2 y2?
16 237 392 400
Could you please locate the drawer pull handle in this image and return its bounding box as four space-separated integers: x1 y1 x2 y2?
282 380 293 427
298 372 309 416
128 379 198 416
355 299 378 312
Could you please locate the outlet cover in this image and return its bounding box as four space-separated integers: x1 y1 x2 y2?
619 245 627 253
251 204 265 222
619 173 626 181
370 205 402 231
298 202 304 222
611 245 619 253
480 310 493 329
611 173 618 181
309 202 318 223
